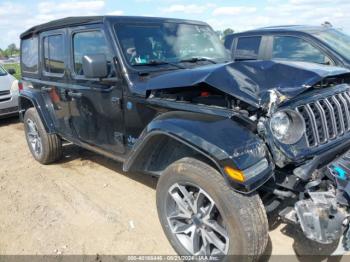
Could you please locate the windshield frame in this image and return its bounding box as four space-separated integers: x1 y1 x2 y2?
113 21 229 72
313 29 350 63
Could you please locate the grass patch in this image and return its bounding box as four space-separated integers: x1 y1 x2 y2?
3 63 21 80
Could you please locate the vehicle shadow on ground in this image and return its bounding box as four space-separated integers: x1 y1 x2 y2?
0 116 20 127
58 143 158 190
57 144 343 261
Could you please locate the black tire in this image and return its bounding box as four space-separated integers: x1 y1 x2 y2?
24 108 62 164
156 157 268 261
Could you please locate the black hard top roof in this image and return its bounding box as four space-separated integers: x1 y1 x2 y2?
20 16 208 39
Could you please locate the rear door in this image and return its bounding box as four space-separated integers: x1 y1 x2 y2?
39 29 73 137
67 25 125 154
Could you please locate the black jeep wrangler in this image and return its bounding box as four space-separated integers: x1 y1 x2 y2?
19 16 350 259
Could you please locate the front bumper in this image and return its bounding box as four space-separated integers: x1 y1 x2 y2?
0 91 19 117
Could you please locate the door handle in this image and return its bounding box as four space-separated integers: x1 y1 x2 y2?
67 91 82 98
41 86 52 92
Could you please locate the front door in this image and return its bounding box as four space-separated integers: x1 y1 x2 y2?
67 26 125 154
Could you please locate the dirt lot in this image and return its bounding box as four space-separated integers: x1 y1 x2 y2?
0 117 347 260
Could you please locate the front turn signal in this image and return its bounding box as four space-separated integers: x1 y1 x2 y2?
224 166 245 183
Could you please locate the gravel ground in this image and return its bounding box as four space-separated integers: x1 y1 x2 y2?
0 116 347 261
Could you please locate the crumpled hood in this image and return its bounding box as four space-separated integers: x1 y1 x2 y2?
132 60 350 108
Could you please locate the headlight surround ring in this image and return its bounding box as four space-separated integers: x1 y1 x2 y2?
269 109 306 145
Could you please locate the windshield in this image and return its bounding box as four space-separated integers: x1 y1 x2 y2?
0 65 7 76
115 22 229 67
314 29 350 61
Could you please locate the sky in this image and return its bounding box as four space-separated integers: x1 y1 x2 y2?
0 0 350 49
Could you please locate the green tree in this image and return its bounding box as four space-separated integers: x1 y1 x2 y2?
6 43 18 56
223 28 234 36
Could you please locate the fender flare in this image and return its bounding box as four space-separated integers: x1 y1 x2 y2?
19 89 56 133
124 111 273 193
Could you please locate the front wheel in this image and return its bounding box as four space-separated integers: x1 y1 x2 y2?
156 157 268 261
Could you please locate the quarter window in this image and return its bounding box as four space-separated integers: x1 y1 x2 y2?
73 31 112 75
43 34 65 74
272 36 328 64
21 36 38 73
235 36 262 60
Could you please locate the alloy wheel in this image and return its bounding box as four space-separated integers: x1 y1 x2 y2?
166 182 229 256
26 119 43 157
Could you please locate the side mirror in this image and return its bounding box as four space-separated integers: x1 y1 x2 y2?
82 54 108 78
7 68 16 75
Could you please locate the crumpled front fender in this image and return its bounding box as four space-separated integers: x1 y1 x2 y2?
124 111 274 193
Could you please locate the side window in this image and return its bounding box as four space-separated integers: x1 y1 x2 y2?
235 36 262 60
272 36 328 64
73 30 112 76
43 34 65 74
21 36 38 73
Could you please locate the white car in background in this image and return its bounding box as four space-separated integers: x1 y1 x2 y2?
0 65 18 118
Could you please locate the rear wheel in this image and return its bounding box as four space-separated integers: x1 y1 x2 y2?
24 108 62 164
156 157 268 261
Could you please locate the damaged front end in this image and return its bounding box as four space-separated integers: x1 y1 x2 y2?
138 59 350 249
259 73 350 251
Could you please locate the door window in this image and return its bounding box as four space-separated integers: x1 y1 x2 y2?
21 36 39 73
272 36 330 64
43 34 65 74
73 30 112 76
235 36 262 60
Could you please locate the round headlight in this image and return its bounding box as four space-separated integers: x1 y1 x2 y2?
270 110 305 144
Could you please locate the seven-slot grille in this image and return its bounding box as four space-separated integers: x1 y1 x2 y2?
0 90 10 96
296 90 350 148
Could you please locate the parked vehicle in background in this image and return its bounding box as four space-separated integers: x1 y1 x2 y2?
0 65 18 118
224 25 350 68
18 16 350 260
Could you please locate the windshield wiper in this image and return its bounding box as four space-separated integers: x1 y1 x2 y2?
179 57 217 64
133 59 187 69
